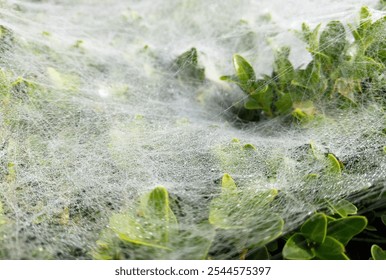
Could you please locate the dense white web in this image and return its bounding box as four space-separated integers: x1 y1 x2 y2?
0 0 385 259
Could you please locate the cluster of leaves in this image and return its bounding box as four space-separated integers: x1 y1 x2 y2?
282 186 386 260
92 186 214 260
1 4 384 260
93 174 281 260
208 173 283 259
221 7 386 122
0 70 40 188
283 206 367 259
93 131 386 260
93 178 386 260
344 181 386 260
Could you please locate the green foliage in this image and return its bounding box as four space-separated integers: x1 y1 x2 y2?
327 216 367 246
221 7 386 122
327 199 357 218
319 21 347 61
47 67 80 91
283 212 367 260
93 186 214 259
209 174 283 250
371 245 386 260
214 138 258 174
94 175 285 260
326 153 343 175
300 213 327 244
303 142 345 180
232 54 256 91
283 233 316 259
173 47 205 83
314 236 347 260
379 0 386 10
382 214 386 226
221 56 274 117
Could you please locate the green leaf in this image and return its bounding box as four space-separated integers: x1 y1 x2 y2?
266 240 278 252
209 175 282 248
209 188 278 229
146 186 173 220
314 236 346 260
140 186 178 243
308 141 321 159
244 98 261 109
380 0 386 9
319 21 347 61
360 6 372 26
171 223 215 260
94 186 215 260
371 245 386 260
315 253 349 260
245 246 270 260
220 75 239 83
244 215 284 248
301 23 321 54
292 60 327 94
246 85 273 116
354 6 372 41
327 216 367 245
174 48 205 82
221 173 237 192
109 186 177 249
301 213 327 244
381 215 386 226
333 78 359 104
273 47 294 88
366 225 377 231
274 92 293 115
243 143 256 150
283 233 314 260
47 67 80 91
350 55 384 80
233 54 256 91
221 55 258 95
214 139 253 173
326 153 342 174
365 17 386 62
328 199 357 218
175 48 199 67
292 101 316 121
110 213 171 250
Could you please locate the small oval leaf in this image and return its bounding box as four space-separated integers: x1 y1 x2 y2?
314 236 345 259
233 54 256 88
283 233 314 260
327 216 367 245
221 173 237 192
371 245 386 260
300 213 327 244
